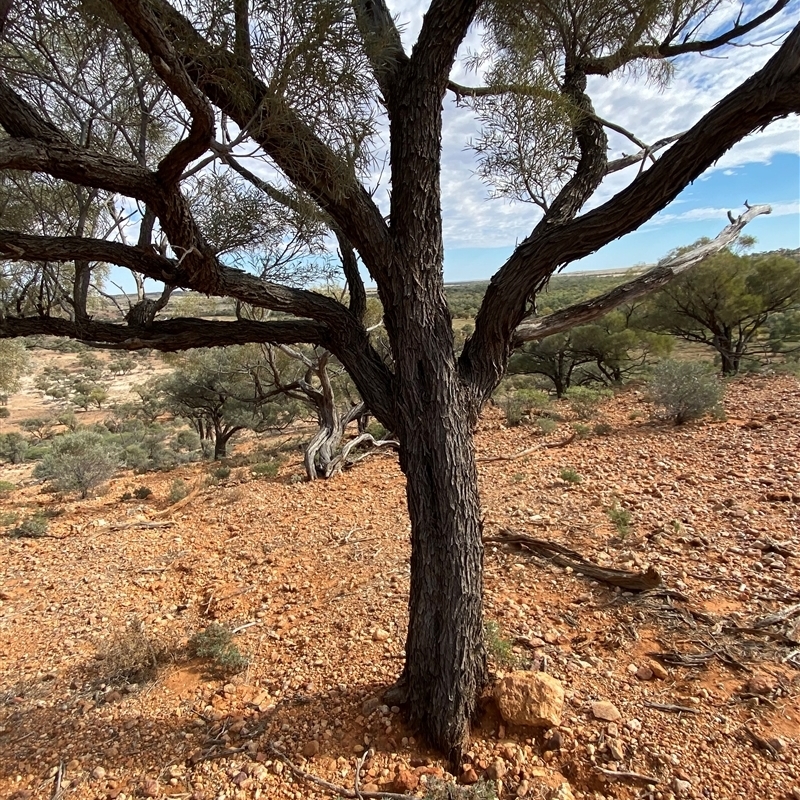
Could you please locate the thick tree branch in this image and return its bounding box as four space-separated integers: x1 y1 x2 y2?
143 0 392 280
513 204 771 343
110 0 215 185
410 0 483 91
462 23 800 402
352 0 408 97
232 0 253 71
0 314 329 351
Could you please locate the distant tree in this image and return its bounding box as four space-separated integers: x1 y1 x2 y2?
510 310 671 396
642 250 800 374
0 340 29 395
154 346 299 460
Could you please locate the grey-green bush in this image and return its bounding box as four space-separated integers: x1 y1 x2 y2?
33 431 120 497
649 360 723 424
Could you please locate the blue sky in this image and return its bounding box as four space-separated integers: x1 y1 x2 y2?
442 152 800 282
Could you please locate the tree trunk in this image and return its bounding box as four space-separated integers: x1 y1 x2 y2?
397 375 487 766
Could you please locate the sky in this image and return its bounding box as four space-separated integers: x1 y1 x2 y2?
130 0 799 294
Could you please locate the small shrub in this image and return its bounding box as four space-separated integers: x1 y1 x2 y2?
565 386 612 420
251 460 280 478
0 432 28 464
593 421 613 436
33 431 120 498
422 777 497 800
607 503 632 537
169 478 190 504
572 423 592 439
560 468 582 484
483 620 516 669
100 618 165 685
188 623 248 674
365 420 388 440
133 485 153 500
0 480 16 493
649 360 723 424
211 465 231 480
0 407 9 419
8 514 49 538
0 510 20 528
534 417 557 436
173 429 201 452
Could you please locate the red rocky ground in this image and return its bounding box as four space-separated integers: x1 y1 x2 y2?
0 374 798 800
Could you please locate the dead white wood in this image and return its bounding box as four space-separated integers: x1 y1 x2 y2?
595 766 659 783
514 205 771 343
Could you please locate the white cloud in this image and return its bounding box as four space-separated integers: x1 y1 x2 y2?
424 0 800 252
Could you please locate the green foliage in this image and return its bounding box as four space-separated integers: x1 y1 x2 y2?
0 407 9 419
642 249 800 374
606 503 632 538
365 420 388 440
211 465 231 480
560 468 582 484
593 421 613 436
0 481 16 493
33 430 120 497
572 423 591 438
0 510 20 528
169 478 190 504
534 416 557 435
483 620 516 669
7 514 49 538
0 432 28 464
649 360 723 424
108 354 137 376
565 386 612 420
188 623 248 674
251 460 281 478
0 340 30 394
134 486 153 500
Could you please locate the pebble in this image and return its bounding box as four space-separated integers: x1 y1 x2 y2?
302 740 320 758
372 628 390 642
91 766 106 780
591 701 621 721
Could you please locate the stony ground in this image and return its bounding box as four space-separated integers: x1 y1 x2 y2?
0 374 798 800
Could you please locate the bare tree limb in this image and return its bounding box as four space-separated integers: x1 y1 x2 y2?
585 0 791 75
513 204 772 343
0 315 329 351
606 134 684 175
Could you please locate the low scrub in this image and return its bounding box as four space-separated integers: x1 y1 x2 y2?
188 623 248 674
33 430 120 497
649 360 723 424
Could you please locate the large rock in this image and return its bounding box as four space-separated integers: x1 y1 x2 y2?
494 672 564 728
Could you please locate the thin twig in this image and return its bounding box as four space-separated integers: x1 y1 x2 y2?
644 701 700 714
269 744 416 799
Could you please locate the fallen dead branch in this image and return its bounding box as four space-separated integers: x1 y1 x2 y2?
485 528 662 591
109 520 176 531
595 766 659 783
152 483 204 518
269 743 416 799
477 431 577 463
741 725 779 758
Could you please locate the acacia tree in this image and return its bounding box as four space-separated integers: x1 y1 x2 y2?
1 0 799 760
640 249 800 374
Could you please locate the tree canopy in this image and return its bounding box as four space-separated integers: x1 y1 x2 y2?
1 0 798 760
641 249 800 374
